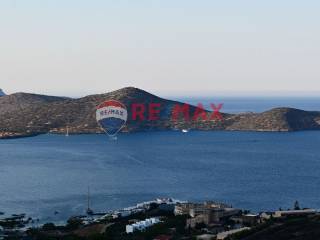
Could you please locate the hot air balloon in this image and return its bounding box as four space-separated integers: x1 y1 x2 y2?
96 100 128 136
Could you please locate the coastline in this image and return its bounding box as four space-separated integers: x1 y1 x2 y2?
0 127 307 140
1 198 318 240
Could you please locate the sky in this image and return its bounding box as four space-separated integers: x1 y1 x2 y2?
0 0 319 97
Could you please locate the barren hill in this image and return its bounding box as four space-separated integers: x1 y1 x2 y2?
0 87 319 138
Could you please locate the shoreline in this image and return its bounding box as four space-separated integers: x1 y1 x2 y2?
1 198 318 240
1 128 315 140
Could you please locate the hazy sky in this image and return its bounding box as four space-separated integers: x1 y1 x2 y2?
0 0 319 97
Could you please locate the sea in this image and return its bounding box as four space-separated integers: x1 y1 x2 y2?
0 97 320 224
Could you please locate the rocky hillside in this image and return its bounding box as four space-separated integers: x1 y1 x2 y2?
0 87 319 138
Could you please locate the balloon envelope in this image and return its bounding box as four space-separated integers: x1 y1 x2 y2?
96 100 127 136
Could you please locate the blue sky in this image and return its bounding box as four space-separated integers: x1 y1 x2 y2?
0 0 319 96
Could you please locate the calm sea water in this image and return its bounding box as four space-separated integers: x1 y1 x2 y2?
0 98 320 223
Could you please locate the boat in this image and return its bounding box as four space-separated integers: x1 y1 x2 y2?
86 187 94 215
182 129 189 133
86 208 94 215
65 125 69 137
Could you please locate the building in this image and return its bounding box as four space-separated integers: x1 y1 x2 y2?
175 201 231 217
231 214 259 226
186 208 240 228
182 202 241 228
274 209 317 218
126 217 161 234
174 203 196 216
259 212 272 222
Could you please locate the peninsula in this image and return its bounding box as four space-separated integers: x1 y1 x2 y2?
0 87 319 139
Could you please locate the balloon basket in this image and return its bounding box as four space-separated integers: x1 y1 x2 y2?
109 135 118 141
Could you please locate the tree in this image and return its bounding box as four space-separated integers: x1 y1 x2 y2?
66 217 83 230
42 223 56 231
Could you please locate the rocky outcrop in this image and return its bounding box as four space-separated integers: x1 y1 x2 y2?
0 87 319 138
225 108 320 131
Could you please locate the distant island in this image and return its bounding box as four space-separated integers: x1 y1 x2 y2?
0 87 320 139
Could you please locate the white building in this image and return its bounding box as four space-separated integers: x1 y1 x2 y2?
274 209 317 218
126 217 160 234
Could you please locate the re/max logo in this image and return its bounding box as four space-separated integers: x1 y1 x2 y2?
100 109 125 117
129 103 223 121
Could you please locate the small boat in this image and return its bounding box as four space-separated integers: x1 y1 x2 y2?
86 208 94 215
65 126 69 137
86 187 94 215
182 129 189 133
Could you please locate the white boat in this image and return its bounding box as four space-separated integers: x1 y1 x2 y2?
65 126 69 137
86 187 94 215
182 129 189 133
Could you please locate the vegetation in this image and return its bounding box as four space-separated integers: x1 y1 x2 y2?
227 215 320 240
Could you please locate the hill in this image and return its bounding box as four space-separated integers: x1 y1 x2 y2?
228 215 320 240
0 87 319 138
